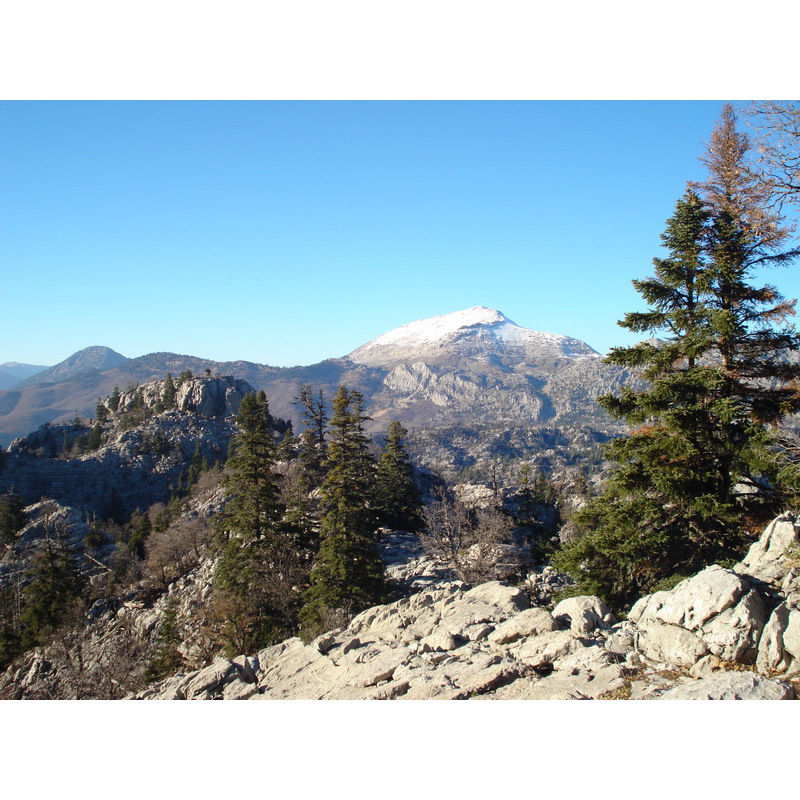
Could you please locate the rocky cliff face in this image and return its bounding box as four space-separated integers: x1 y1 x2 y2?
1 376 253 519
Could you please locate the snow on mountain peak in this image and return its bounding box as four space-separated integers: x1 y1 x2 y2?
348 307 599 367
364 306 509 348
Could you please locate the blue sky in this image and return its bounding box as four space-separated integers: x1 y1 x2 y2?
3 100 798 368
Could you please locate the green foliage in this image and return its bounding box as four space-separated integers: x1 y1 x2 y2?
145 597 184 681
163 373 177 408
277 425 299 462
555 110 800 611
88 423 104 451
108 386 121 412
128 509 153 559
0 490 26 545
299 387 386 636
214 391 294 653
95 400 109 422
375 420 423 531
187 439 206 492
18 510 86 651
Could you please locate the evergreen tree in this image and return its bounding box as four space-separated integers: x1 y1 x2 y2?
0 490 25 545
277 424 299 463
108 386 121 412
128 509 152 559
555 108 800 610
163 372 177 408
187 439 204 491
375 420 422 531
299 387 385 636
88 422 103 451
145 597 184 681
19 508 85 650
214 391 288 652
95 400 109 422
294 384 328 485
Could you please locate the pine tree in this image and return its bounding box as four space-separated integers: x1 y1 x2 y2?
163 372 177 408
19 507 85 650
108 386 121 412
145 597 184 681
214 391 289 652
277 424 299 463
0 490 25 545
128 509 152 559
95 400 109 422
294 384 328 485
88 422 103 451
187 439 204 492
299 387 385 636
555 117 800 610
375 420 422 531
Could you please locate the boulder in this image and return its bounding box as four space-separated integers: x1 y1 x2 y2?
735 513 800 587
552 595 616 635
488 607 557 645
757 602 800 675
658 671 796 700
628 566 765 668
629 566 749 631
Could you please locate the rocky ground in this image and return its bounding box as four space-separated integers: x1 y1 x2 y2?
4 480 800 700
124 513 800 701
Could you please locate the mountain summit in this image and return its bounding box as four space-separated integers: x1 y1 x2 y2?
14 346 129 389
348 306 599 368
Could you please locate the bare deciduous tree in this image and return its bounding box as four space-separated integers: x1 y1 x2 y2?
420 487 518 584
745 101 800 213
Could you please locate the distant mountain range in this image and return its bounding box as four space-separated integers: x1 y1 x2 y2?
0 307 635 448
0 362 49 391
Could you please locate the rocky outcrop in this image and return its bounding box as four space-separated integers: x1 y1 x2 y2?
0 500 113 589
0 377 251 519
734 512 800 587
627 566 766 666
6 505 800 700
130 513 800 701
0 489 222 700
132 580 636 701
109 375 253 419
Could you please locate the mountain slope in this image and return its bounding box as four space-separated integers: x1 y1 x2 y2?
0 362 49 390
349 306 599 368
0 308 632 448
14 346 129 389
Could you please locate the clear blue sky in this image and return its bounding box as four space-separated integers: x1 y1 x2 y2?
3 100 798 368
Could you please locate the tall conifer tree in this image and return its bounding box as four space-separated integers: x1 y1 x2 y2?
299 387 385 635
556 106 800 609
375 420 422 531
214 391 286 651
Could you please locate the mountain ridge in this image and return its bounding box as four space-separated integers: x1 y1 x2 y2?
0 308 625 448
349 306 600 368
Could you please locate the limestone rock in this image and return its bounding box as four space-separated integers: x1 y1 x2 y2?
629 566 749 631
734 513 800 587
552 595 616 635
633 620 710 667
658 671 796 700
757 603 800 674
488 607 557 645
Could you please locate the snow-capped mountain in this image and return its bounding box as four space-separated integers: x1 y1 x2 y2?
348 306 600 368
